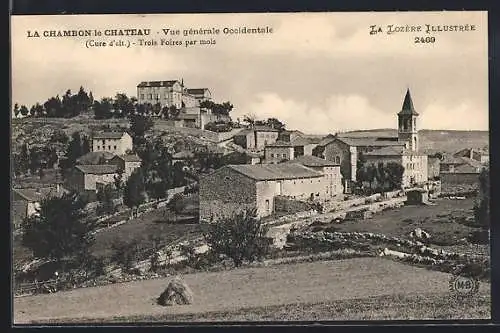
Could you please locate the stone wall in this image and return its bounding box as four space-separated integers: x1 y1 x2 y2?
199 166 257 221
274 196 313 214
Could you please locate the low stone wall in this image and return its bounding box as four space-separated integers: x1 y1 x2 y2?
274 196 313 214
265 196 407 249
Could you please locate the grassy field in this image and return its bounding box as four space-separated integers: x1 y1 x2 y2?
92 205 205 259
14 257 490 323
311 198 489 254
44 291 490 322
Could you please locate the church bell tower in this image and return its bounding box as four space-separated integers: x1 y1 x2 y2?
398 88 419 151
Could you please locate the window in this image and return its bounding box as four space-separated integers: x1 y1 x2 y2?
114 146 117 150
148 94 153 99
102 140 105 144
108 146 111 150
270 153 274 158
140 94 144 99
282 154 286 158
97 146 100 150
335 156 341 164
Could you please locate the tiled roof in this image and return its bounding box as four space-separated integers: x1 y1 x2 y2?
336 137 407 147
227 163 322 181
75 164 118 174
287 155 340 167
186 88 209 96
13 187 61 202
92 131 126 139
234 129 254 136
453 164 482 174
117 154 142 162
266 137 312 148
137 80 180 88
364 146 427 156
253 125 280 132
172 151 195 159
76 151 115 164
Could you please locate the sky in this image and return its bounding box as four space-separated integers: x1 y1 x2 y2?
11 12 489 134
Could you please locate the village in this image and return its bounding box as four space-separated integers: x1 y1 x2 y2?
11 79 490 322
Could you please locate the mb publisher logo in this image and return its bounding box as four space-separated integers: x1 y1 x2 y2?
449 275 480 297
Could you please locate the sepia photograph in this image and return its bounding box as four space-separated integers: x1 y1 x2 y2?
10 11 490 324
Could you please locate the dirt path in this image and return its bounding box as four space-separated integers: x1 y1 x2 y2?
13 257 481 323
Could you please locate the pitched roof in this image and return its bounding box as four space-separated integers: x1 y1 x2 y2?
186 88 210 96
116 154 142 162
287 155 340 167
266 136 312 147
336 137 407 147
364 146 427 157
226 163 323 181
233 129 254 136
253 125 280 132
13 187 61 202
398 89 419 116
75 164 118 174
452 164 482 174
92 131 126 139
76 151 115 164
172 151 195 159
137 80 180 88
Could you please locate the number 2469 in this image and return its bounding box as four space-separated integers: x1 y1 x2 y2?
414 36 436 44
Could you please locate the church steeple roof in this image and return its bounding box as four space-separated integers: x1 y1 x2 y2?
398 88 419 116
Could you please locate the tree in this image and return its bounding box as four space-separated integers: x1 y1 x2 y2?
375 162 387 191
13 103 20 118
62 132 83 170
243 114 256 127
81 135 91 155
96 184 116 215
266 118 285 131
129 113 153 143
123 168 146 215
172 162 187 187
21 192 95 264
113 169 124 196
385 162 405 190
204 209 270 267
28 147 42 175
474 167 489 228
43 96 62 117
168 105 180 119
50 130 69 144
17 143 30 175
19 105 29 117
365 164 377 190
93 98 113 120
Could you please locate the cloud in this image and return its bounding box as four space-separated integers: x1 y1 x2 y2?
234 93 395 134
420 102 488 130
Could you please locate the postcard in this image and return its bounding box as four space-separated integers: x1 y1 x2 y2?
11 11 490 324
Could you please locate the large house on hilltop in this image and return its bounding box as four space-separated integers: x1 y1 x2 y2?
136 80 218 129
136 80 212 109
313 89 428 191
199 156 341 221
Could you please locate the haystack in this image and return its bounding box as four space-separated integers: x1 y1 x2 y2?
157 277 194 306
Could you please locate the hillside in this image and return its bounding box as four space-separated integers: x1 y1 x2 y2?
338 129 489 154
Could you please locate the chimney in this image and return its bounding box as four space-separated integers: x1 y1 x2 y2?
470 149 474 160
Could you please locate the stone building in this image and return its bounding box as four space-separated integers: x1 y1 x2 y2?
109 154 142 179
137 80 212 110
200 163 331 221
69 164 119 192
92 131 133 156
11 186 64 228
264 137 317 164
313 88 428 192
233 125 280 151
454 148 489 165
363 146 428 188
137 80 184 109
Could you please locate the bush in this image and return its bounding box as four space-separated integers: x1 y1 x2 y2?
468 230 490 245
204 209 270 267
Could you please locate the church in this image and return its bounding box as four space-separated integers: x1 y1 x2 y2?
314 89 428 192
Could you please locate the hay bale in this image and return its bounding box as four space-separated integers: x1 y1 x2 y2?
157 278 194 306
